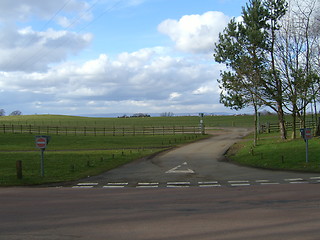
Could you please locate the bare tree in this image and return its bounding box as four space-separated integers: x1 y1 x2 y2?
275 0 320 138
10 110 22 116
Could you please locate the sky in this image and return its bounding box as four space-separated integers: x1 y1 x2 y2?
0 0 249 117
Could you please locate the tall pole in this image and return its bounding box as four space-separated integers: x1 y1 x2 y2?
199 113 205 135
40 149 45 177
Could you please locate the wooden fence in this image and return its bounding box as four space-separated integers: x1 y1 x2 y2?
0 124 201 136
260 120 316 133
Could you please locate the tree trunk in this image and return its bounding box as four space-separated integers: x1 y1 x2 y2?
253 104 258 147
292 112 296 139
277 103 287 140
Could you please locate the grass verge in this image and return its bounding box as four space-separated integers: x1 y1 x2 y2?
227 133 320 173
0 133 207 186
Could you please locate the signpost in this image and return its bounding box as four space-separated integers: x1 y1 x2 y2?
300 128 312 163
35 136 50 177
199 113 205 135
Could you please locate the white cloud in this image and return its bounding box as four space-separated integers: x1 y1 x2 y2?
0 3 240 115
169 92 182 100
0 46 225 114
158 11 230 53
0 26 92 72
0 1 93 72
0 0 90 24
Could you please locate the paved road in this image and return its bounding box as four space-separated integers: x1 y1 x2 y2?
1 184 320 240
1 128 320 239
73 128 320 188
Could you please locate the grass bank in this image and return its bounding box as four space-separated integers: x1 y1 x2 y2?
227 132 320 173
0 133 206 186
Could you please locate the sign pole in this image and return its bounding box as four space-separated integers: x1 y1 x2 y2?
35 136 51 177
40 148 45 177
301 128 312 163
199 113 205 135
306 139 309 163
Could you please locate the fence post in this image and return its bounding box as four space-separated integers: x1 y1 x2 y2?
16 160 23 179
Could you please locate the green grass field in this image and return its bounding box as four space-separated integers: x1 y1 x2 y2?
0 114 260 128
1 114 319 186
0 130 205 186
227 132 320 173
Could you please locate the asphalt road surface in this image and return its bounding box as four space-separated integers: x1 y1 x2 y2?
1 128 320 240
1 185 320 240
74 128 320 188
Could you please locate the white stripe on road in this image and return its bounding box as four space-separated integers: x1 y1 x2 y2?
136 182 159 188
199 184 222 187
230 183 251 187
284 178 303 182
167 182 190 188
73 186 94 188
228 180 249 183
76 183 98 186
260 182 280 185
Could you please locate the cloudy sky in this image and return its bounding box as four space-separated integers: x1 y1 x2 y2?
0 0 248 116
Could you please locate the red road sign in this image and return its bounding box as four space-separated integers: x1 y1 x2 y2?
305 128 312 140
36 137 47 149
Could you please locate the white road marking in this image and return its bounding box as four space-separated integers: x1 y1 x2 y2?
103 185 125 188
165 162 195 174
260 182 280 185
102 182 128 188
199 184 222 187
198 181 221 187
138 182 159 185
106 182 129 185
167 185 190 188
167 181 190 188
167 181 190 185
230 183 250 187
284 178 303 182
136 185 159 188
76 183 98 186
228 180 249 183
289 181 307 184
310 177 320 180
136 182 159 188
198 181 219 184
72 186 94 188
255 180 270 183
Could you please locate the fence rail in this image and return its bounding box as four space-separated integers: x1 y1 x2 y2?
0 124 201 136
260 120 316 133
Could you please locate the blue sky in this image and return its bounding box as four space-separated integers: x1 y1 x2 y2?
0 0 249 116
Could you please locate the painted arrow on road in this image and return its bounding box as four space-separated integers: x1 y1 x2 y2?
165 162 195 174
